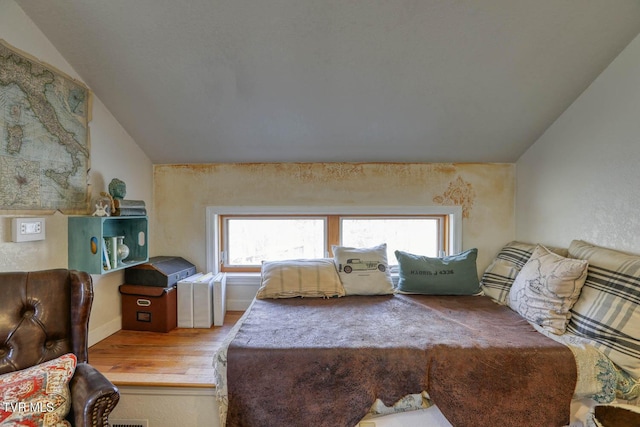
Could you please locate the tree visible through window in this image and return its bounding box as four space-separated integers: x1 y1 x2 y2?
220 214 447 272
341 217 441 264
225 217 325 266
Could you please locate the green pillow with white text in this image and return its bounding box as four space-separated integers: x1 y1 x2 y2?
395 248 480 295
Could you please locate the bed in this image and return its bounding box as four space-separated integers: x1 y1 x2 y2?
213 240 640 426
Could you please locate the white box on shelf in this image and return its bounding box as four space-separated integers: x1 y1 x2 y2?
177 272 203 328
177 272 227 328
193 272 215 328
212 272 227 326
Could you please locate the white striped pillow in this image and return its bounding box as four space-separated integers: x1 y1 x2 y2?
567 240 640 378
257 258 345 299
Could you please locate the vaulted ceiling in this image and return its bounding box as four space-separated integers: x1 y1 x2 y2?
15 0 640 164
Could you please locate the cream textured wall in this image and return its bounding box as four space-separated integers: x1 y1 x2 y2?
0 0 153 344
153 162 515 275
517 33 640 254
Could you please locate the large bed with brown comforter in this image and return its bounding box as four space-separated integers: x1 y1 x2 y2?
213 240 640 426
224 294 575 427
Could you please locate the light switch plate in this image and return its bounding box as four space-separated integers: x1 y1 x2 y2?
11 217 46 242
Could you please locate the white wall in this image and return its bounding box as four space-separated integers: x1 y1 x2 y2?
0 0 154 345
516 33 640 254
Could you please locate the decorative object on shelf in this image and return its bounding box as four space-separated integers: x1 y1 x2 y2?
113 199 147 216
108 178 127 200
92 194 113 216
104 237 118 269
116 236 130 263
99 191 115 213
102 243 111 271
104 235 130 268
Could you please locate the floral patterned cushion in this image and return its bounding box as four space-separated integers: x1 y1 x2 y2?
533 322 640 404
508 245 588 335
0 353 77 426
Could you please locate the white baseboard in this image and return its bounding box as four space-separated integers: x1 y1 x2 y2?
89 316 122 347
225 275 259 311
227 299 252 311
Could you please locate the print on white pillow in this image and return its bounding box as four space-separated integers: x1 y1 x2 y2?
332 243 394 295
508 245 588 335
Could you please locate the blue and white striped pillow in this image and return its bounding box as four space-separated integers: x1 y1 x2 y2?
566 240 640 379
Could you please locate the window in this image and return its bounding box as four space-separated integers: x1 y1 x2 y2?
211 207 460 273
223 216 326 270
340 217 444 264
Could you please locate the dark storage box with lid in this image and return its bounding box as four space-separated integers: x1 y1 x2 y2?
120 256 195 332
119 284 177 332
124 256 196 287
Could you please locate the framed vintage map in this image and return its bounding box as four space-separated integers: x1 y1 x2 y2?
0 39 91 213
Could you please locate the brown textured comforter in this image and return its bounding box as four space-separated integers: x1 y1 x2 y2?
226 294 577 427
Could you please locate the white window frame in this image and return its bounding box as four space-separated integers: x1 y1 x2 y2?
206 206 463 275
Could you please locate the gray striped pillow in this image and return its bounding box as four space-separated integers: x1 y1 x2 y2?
481 241 568 304
566 240 640 378
257 258 345 299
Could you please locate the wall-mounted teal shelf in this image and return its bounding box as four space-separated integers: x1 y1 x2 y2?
68 216 149 275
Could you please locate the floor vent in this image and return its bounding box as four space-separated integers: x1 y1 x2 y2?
110 420 149 427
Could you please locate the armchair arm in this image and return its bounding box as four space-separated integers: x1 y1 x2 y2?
69 363 120 427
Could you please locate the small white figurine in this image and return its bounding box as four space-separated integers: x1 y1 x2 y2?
92 199 111 216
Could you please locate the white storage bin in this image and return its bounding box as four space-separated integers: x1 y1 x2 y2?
177 272 227 328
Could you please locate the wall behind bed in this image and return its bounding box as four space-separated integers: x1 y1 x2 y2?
516 32 640 254
153 162 514 278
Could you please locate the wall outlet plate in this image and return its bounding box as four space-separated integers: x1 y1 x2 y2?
11 217 46 242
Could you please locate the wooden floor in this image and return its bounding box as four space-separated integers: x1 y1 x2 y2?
88 311 243 388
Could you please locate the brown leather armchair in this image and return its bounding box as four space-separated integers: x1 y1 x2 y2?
0 269 119 426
